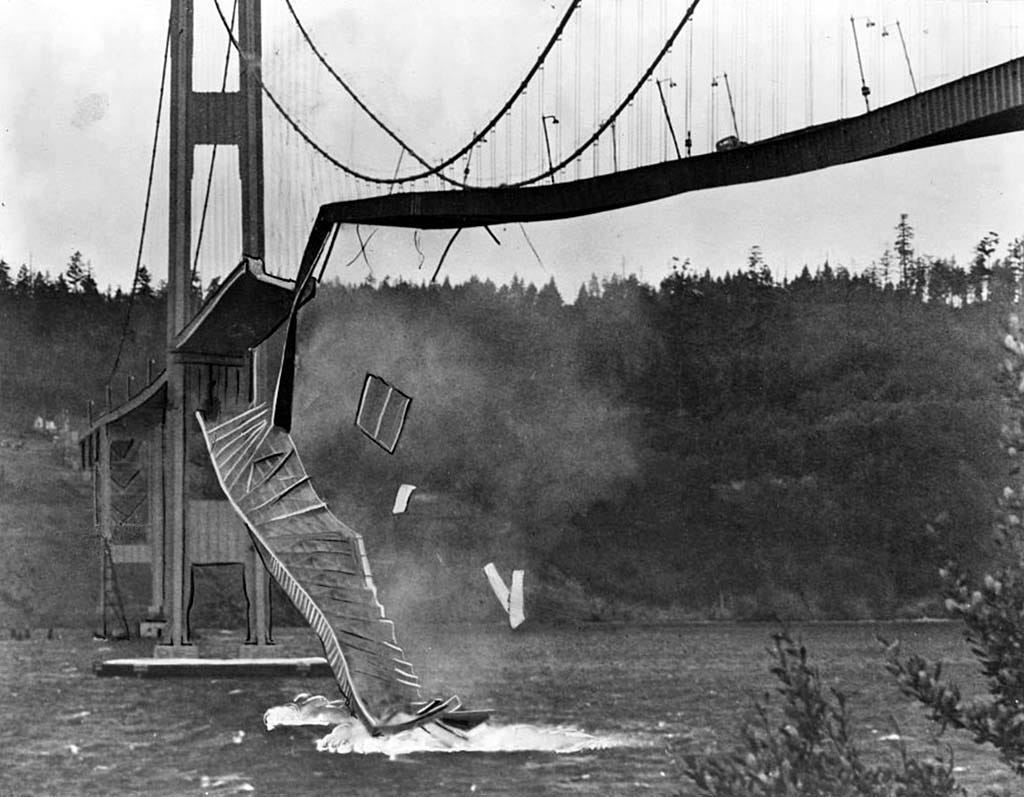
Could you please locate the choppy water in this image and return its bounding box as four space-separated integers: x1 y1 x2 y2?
0 622 1016 795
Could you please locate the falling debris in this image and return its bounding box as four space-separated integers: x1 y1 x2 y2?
392 483 417 514
355 373 412 454
483 563 526 629
509 570 525 629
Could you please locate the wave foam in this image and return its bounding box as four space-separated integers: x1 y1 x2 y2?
264 693 631 756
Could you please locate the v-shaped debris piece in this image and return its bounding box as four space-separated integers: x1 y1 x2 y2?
483 562 526 629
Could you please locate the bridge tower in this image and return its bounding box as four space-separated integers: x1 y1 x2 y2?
82 0 303 654
161 0 267 652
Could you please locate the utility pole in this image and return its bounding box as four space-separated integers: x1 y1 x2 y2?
850 16 872 112
655 79 683 160
711 73 741 139
541 115 559 183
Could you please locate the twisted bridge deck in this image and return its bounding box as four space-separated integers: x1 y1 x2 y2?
196 403 465 736
308 56 1024 233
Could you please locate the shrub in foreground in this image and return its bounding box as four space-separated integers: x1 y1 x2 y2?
685 631 962 797
883 315 1024 778
885 563 1024 776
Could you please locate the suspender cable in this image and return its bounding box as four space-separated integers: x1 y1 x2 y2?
559 16 565 178
593 3 600 175
575 6 581 179
614 0 621 169
515 0 704 187
661 0 668 161
192 0 239 288
107 7 173 384
709 0 716 149
685 18 693 156
805 0 813 125
636 1 643 167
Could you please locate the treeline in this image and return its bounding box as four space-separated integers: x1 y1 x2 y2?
0 253 189 423
0 218 1018 617
296 257 1006 619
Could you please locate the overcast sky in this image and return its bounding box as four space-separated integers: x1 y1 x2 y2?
2 0 1023 296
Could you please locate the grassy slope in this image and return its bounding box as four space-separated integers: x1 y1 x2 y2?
0 430 98 629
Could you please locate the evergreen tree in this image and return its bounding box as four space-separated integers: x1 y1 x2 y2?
134 265 154 299
878 248 893 288
574 283 589 307
746 245 772 286
927 257 957 305
14 264 31 295
0 258 10 292
536 277 563 315
791 264 814 290
1006 236 1024 302
65 250 87 293
894 213 915 289
523 280 539 310
30 270 51 296
970 231 999 302
911 255 930 300
80 266 99 295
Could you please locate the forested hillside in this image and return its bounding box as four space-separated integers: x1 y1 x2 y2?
1 224 1019 619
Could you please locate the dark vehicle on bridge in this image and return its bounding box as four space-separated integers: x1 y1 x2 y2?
715 135 746 152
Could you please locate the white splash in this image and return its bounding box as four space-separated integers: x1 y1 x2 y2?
264 693 349 728
199 774 255 793
265 694 630 756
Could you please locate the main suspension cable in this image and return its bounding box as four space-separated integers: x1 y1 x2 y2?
280 0 582 183
213 0 702 189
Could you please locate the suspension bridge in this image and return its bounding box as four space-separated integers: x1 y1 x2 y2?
78 0 1024 730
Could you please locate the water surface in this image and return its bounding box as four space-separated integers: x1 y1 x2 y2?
0 622 1014 795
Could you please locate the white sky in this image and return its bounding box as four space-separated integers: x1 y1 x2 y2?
1 0 1023 296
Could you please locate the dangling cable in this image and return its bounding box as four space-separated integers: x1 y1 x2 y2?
355 225 373 277
388 149 405 195
338 229 378 271
431 228 463 283
107 7 172 385
413 230 425 271
519 224 547 273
